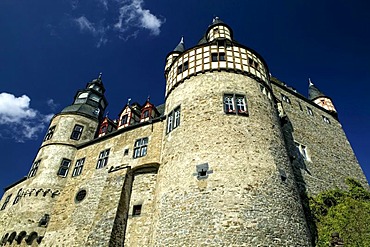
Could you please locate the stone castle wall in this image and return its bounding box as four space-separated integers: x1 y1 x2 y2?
271 81 368 194
155 71 312 246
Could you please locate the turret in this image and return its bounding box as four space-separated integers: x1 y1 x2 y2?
308 78 337 117
165 37 185 77
153 18 312 246
61 73 108 121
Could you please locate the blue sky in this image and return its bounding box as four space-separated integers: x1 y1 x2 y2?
0 0 369 196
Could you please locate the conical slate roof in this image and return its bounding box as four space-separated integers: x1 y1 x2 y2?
308 79 326 100
173 37 185 52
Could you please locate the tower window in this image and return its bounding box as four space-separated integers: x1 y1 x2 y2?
281 94 291 104
43 126 55 141
72 158 85 177
133 137 148 158
177 61 189 74
248 58 259 69
132 204 142 216
28 160 40 178
57 159 71 177
96 149 110 169
1 194 12 210
13 189 22 205
322 116 331 124
124 149 129 156
167 106 181 134
223 94 248 116
70 125 83 140
307 107 314 116
295 142 309 161
211 52 226 62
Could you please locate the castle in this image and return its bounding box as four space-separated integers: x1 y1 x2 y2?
0 18 368 246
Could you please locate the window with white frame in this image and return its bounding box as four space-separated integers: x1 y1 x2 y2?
28 160 40 178
295 142 309 161
133 138 148 158
259 85 271 99
281 94 291 104
72 158 85 177
223 94 248 115
96 149 110 169
167 106 181 133
322 116 331 124
57 159 71 177
70 125 83 140
1 194 12 210
43 126 55 141
307 107 314 116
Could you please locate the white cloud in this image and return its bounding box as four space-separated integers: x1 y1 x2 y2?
70 0 164 46
0 93 54 142
47 99 59 110
115 0 164 36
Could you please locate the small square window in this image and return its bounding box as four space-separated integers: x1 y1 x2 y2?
281 94 291 104
132 204 142 216
124 149 129 156
212 53 218 62
322 116 331 124
295 142 309 161
71 125 83 140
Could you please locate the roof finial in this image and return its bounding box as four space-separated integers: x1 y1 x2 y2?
308 78 313 86
147 95 150 102
180 36 184 44
105 111 109 118
98 72 103 80
127 98 131 105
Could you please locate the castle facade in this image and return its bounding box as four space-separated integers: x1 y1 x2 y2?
0 18 368 246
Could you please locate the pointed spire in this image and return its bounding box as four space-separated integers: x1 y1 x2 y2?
173 36 185 52
98 72 102 80
127 98 131 105
147 95 150 102
308 78 326 100
212 16 224 25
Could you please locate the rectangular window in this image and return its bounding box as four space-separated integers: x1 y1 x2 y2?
211 52 225 62
167 106 181 134
70 124 83 140
133 138 148 159
177 61 188 74
121 114 128 125
132 204 142 216
72 158 85 177
13 189 22 205
96 149 110 169
28 160 40 178
43 126 55 141
281 94 291 104
322 116 331 124
1 194 12 210
57 159 71 177
248 58 259 69
295 142 309 161
212 53 218 62
307 107 314 116
223 94 248 115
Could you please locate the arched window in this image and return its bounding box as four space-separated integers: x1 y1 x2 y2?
15 231 27 244
7 232 16 244
25 232 38 245
1 233 9 245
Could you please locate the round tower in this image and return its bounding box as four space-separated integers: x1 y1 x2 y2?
154 18 312 246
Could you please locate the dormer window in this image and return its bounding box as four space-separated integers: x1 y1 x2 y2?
142 109 150 119
121 114 129 126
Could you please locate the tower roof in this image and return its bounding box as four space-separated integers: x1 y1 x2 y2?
173 37 185 53
308 78 327 100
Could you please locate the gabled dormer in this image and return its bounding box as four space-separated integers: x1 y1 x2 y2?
140 99 160 123
118 102 141 129
98 117 117 137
